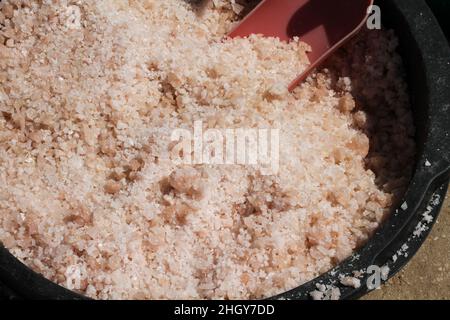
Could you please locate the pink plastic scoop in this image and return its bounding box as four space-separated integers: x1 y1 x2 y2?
228 0 374 91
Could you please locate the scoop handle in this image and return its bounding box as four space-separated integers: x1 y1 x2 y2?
228 0 375 91
288 0 375 90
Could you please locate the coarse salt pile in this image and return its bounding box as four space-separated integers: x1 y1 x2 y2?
0 0 415 299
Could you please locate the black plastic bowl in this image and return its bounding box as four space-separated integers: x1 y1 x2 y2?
0 0 449 300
